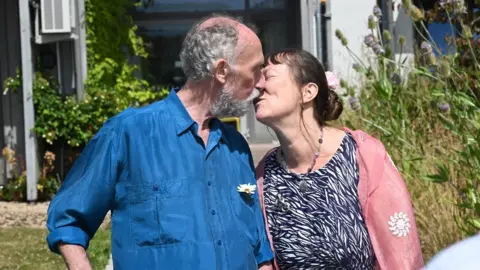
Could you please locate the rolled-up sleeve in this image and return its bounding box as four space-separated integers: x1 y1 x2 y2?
247 150 274 265
46 125 121 254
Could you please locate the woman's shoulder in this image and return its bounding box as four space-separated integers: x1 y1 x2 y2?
255 146 279 178
344 128 386 154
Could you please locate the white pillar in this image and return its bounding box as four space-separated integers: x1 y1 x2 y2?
74 0 87 101
19 0 39 201
300 0 321 57
240 114 249 141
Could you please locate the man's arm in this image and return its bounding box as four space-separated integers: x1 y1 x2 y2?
258 261 274 270
46 126 121 268
59 243 92 270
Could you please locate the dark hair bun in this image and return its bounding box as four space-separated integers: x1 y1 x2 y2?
324 90 343 121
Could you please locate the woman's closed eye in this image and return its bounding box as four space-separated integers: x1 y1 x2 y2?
265 74 275 80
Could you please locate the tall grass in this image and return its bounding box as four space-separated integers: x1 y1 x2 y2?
335 1 480 260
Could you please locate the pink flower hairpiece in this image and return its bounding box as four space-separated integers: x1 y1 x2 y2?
325 71 340 90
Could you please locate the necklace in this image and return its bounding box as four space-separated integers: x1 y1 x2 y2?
275 126 325 200
277 126 324 174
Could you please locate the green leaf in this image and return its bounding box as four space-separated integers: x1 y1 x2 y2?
468 218 480 230
474 203 480 215
425 163 450 183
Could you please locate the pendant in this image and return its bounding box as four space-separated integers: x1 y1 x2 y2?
299 180 309 193
276 194 290 212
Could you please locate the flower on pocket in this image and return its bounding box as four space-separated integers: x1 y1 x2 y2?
237 183 256 195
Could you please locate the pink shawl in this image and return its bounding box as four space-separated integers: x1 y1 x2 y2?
255 129 424 269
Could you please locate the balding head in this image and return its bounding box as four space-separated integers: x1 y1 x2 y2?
179 14 260 82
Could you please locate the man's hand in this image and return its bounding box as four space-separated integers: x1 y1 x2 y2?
258 261 274 270
58 243 92 270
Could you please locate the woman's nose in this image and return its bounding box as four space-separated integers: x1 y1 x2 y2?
255 74 265 89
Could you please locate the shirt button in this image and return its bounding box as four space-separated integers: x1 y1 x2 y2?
217 240 222 246
211 210 216 215
207 181 212 186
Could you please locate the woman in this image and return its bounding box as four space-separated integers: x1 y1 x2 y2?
254 49 423 270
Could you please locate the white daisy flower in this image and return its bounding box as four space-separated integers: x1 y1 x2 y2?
237 183 256 195
388 211 411 237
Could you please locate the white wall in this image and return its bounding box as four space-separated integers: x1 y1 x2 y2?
330 0 377 88
392 0 415 68
330 0 415 88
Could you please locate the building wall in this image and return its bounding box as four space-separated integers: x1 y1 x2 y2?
0 0 25 185
330 0 377 88
392 1 416 72
329 0 416 89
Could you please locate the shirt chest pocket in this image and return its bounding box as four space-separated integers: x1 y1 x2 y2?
229 163 258 242
126 179 189 247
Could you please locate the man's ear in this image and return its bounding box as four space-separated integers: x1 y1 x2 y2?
213 59 230 84
301 82 319 104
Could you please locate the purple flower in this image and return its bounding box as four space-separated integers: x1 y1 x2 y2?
421 41 433 55
373 6 383 18
364 35 375 47
349 96 361 110
438 103 450 112
372 43 385 55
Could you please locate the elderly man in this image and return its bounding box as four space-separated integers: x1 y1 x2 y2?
46 14 273 270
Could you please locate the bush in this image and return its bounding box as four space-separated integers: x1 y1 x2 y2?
0 147 59 202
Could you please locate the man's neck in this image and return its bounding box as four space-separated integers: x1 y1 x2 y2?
177 81 216 133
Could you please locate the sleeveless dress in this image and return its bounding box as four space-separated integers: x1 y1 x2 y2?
262 133 376 270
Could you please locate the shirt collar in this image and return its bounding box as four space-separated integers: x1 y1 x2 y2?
166 89 195 135
166 89 230 145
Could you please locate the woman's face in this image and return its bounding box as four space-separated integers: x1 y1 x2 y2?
253 63 302 125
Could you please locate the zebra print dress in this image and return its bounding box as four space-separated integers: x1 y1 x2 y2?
263 132 376 270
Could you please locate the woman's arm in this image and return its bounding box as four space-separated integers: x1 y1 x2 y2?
364 152 424 270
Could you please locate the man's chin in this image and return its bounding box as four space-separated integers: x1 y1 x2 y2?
211 88 257 119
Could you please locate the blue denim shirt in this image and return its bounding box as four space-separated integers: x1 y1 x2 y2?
46 89 274 269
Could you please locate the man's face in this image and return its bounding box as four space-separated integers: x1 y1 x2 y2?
211 35 264 118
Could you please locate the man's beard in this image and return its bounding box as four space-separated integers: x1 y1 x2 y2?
211 87 260 118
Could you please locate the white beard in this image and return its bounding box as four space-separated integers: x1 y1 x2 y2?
211 88 260 118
